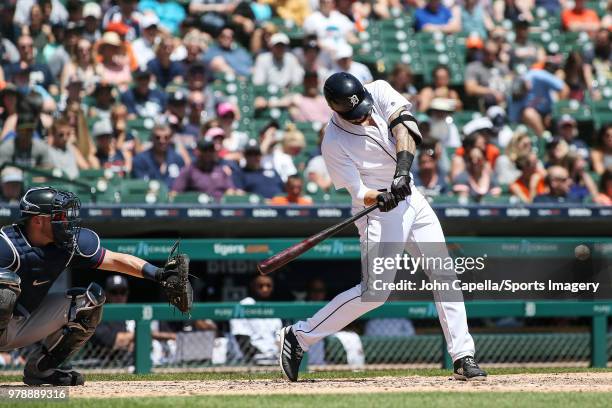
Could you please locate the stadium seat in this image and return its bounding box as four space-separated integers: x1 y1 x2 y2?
221 194 264 205
171 192 213 204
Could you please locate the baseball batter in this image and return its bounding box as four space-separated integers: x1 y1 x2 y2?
279 72 487 381
0 187 192 386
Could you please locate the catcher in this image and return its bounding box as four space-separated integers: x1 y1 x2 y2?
0 187 192 386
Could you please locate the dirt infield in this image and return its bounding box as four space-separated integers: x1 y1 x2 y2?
9 372 612 397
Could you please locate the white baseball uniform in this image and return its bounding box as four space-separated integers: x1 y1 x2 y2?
291 80 476 361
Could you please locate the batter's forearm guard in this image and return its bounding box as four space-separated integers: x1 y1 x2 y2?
394 151 415 177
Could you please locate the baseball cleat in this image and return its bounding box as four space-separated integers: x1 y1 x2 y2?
24 366 85 386
279 326 304 382
453 356 487 381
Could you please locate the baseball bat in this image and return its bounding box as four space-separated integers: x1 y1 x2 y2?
257 204 378 275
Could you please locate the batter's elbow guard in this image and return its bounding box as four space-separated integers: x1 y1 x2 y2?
389 110 423 146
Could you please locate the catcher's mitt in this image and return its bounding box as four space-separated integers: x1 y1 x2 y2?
158 241 193 313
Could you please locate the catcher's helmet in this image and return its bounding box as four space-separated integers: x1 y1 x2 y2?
324 72 373 121
19 187 82 250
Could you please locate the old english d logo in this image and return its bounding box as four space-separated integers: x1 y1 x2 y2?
349 94 359 107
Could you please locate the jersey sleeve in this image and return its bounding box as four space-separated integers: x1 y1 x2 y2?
71 228 106 269
369 80 411 121
321 134 369 203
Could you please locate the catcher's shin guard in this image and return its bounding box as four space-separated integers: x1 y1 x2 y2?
0 270 21 333
25 283 105 375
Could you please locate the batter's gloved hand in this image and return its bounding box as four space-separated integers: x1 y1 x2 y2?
376 191 399 212
391 175 412 200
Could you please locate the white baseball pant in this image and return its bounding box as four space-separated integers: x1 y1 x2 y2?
292 189 476 361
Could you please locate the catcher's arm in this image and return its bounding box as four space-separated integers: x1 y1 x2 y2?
98 242 193 313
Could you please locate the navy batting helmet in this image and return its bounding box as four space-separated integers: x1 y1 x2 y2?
324 72 373 121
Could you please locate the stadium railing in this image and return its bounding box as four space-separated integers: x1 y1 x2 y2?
98 301 612 374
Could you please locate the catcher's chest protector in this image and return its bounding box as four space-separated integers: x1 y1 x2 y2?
1 225 73 313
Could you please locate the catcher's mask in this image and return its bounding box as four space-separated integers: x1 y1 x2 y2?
19 187 82 250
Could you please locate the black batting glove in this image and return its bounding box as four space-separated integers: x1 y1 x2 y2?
391 175 412 200
376 192 399 212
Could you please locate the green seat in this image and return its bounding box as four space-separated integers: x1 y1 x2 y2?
171 192 213 204
79 169 106 180
221 194 264 204
590 99 612 128
480 195 513 205
552 100 592 123
431 195 465 204
126 118 155 142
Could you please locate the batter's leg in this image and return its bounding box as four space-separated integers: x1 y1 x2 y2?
406 193 486 380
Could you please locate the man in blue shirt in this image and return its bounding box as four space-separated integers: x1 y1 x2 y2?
203 27 253 78
132 123 185 187
233 140 284 199
119 68 167 119
147 36 186 89
414 0 458 33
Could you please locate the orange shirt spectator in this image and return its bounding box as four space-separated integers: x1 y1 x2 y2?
269 175 313 205
562 0 601 32
455 144 500 168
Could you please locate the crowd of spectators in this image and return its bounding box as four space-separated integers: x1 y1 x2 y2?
0 0 609 206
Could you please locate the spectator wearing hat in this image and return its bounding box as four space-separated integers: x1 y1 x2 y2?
0 106 51 169
203 27 253 78
534 165 582 203
171 138 237 201
255 71 333 124
591 125 612 176
509 16 545 71
120 68 167 119
48 117 80 179
233 139 284 199
93 119 130 176
426 98 461 148
102 0 142 42
146 36 186 89
509 152 546 203
486 105 513 148
203 126 229 158
139 0 186 36
216 101 249 160
453 145 502 202
451 121 501 180
332 42 372 84
419 65 462 113
82 2 102 43
413 139 449 199
269 174 313 205
95 31 132 88
0 166 24 203
415 0 461 33
562 0 601 33
132 123 185 187
296 36 332 84
132 13 160 67
60 38 97 92
87 80 115 120
4 35 55 93
555 114 589 161
464 40 510 109
163 90 197 163
252 33 304 89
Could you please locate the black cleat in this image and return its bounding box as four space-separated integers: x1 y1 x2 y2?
279 326 304 382
453 356 487 381
23 369 85 386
